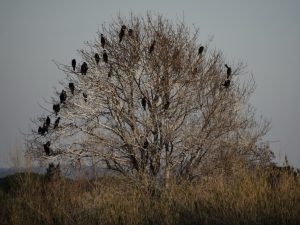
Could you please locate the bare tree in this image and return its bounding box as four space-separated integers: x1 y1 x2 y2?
26 13 273 184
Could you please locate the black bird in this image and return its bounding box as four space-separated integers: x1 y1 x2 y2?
53 104 60 115
38 126 45 135
83 92 88 102
54 117 60 129
149 40 156 54
46 116 51 127
81 62 88 75
69 83 75 95
101 33 105 48
103 50 108 63
223 79 231 88
60 90 67 104
163 101 170 111
94 53 100 65
141 97 147 111
128 29 133 36
44 141 51 156
143 139 149 149
225 64 232 78
119 25 126 42
71 59 76 71
198 46 204 55
42 122 49 134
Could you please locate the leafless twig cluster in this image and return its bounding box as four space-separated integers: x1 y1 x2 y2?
26 13 273 183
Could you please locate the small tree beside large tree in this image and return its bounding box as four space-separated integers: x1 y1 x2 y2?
26 13 273 185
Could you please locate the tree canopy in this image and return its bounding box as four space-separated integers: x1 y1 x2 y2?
26 13 273 183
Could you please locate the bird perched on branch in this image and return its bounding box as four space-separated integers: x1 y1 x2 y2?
53 104 60 115
60 90 67 104
223 79 231 88
225 64 232 78
44 141 51 156
46 116 51 127
119 25 126 42
163 100 170 111
53 117 60 129
94 53 100 65
38 125 47 135
198 46 204 56
101 33 105 48
71 59 76 71
141 97 147 111
38 126 43 135
43 121 49 133
149 40 156 54
103 50 108 63
128 29 133 36
69 83 75 95
83 93 88 102
81 62 88 75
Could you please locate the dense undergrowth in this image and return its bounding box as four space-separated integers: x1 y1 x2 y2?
0 167 299 225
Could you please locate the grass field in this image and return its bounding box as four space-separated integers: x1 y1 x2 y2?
0 166 299 225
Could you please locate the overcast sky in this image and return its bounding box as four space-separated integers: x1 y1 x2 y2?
0 0 299 168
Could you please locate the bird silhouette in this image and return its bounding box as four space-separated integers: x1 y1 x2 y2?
53 104 60 116
103 50 108 63
119 25 126 42
44 141 51 156
71 59 76 71
163 101 170 111
38 126 46 135
83 93 88 102
101 33 105 48
223 79 231 88
95 53 100 65
46 116 51 127
60 90 67 104
53 117 60 129
128 29 133 36
149 40 156 54
38 126 43 134
141 97 147 110
69 83 75 95
198 46 204 55
225 64 232 78
42 122 49 134
81 62 88 75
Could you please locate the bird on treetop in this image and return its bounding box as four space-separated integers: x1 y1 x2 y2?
103 50 108 63
225 64 232 78
198 46 204 55
119 25 127 42
149 40 156 54
94 53 100 65
101 34 105 48
71 59 76 71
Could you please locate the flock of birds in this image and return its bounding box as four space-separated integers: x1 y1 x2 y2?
38 25 232 156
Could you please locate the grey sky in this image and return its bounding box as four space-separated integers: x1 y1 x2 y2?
0 0 299 168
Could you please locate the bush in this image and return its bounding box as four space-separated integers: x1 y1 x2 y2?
1 166 299 225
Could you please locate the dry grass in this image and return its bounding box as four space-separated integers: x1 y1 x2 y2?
0 167 299 225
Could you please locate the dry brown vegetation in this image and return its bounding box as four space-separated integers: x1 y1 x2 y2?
1 165 299 225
